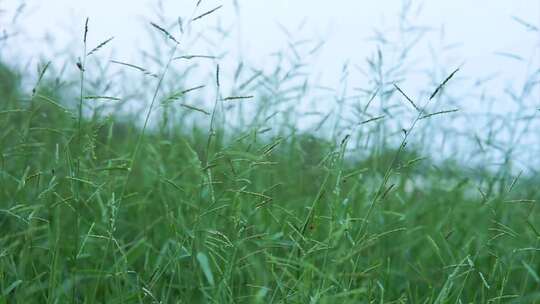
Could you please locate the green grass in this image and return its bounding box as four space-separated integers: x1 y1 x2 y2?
1 5 540 301
1 57 539 303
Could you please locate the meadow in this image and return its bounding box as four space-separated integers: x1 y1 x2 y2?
1 2 540 303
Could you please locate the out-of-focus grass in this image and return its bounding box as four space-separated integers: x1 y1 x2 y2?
1 57 539 303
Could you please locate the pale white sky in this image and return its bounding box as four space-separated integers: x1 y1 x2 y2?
2 0 538 89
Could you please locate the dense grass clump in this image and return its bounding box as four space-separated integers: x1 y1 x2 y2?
1 56 540 303
1 1 540 301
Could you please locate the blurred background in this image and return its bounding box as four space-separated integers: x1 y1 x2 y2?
1 0 539 171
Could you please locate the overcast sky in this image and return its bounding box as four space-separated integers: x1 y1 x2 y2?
1 0 538 115
2 0 538 88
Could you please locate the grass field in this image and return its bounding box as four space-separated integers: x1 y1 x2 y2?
1 4 540 303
